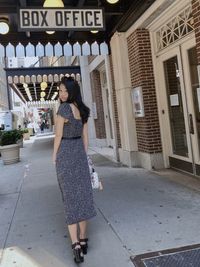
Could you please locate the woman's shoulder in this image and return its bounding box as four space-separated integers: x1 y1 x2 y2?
57 102 71 117
59 102 71 111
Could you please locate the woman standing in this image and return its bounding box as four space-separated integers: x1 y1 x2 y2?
53 77 96 263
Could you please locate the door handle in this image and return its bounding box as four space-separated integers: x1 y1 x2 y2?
189 114 194 134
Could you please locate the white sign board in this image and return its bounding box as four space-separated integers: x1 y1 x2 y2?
131 87 145 117
19 8 105 31
170 94 179 106
0 111 12 131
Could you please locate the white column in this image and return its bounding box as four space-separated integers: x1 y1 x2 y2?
104 55 119 161
79 56 96 146
110 32 138 166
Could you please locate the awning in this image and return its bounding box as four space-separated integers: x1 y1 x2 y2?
6 66 81 103
0 41 109 58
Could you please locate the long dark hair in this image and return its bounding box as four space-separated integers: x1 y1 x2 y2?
59 76 90 123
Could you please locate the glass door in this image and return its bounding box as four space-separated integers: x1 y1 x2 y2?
182 38 200 175
158 46 194 173
164 55 189 157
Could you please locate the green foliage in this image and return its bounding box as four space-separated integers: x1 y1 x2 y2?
22 128 29 134
0 129 23 146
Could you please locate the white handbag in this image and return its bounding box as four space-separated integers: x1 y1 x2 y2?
91 171 100 189
87 155 103 190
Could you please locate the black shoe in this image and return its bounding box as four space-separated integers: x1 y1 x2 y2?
79 238 88 255
72 242 84 263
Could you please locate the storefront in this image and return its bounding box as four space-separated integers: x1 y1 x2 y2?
150 0 200 175
109 0 200 173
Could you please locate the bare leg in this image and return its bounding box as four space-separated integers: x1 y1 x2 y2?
68 223 84 263
78 220 88 254
68 223 79 244
79 220 87 240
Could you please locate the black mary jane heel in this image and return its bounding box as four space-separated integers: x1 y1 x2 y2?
79 238 88 255
72 242 84 263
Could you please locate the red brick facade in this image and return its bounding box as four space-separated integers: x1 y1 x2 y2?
127 29 162 153
90 70 106 139
192 0 200 64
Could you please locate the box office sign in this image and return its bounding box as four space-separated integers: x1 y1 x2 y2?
19 8 105 31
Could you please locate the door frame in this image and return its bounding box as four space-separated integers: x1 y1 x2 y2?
99 67 114 147
155 39 195 168
181 39 200 165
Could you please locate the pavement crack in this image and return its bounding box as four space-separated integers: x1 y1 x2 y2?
96 205 132 256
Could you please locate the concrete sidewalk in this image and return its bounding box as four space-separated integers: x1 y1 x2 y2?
1 136 200 267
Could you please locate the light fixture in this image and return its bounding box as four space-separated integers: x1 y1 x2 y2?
43 0 64 8
46 31 55 34
106 0 119 4
40 98 45 101
91 30 99 34
0 18 9 35
40 82 48 90
40 91 46 97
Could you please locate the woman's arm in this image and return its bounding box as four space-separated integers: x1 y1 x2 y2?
82 122 89 153
52 115 65 163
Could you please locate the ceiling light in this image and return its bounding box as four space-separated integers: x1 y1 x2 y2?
40 98 45 101
46 31 55 34
40 82 47 89
0 18 9 35
43 0 64 7
91 30 99 34
40 92 46 97
106 0 119 4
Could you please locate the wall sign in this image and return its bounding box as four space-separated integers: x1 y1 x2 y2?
131 87 145 117
19 8 105 31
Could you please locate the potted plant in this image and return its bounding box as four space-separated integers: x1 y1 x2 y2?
0 129 22 165
23 128 30 140
16 129 24 148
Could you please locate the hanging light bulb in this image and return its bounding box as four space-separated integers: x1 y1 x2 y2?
91 30 99 34
40 81 48 90
40 91 46 97
106 0 119 4
46 31 55 34
40 97 45 101
0 18 9 35
43 0 64 7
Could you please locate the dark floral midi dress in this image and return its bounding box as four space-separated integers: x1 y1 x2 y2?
56 102 96 225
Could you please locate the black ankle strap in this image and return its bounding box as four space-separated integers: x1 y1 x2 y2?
72 242 80 249
79 238 88 242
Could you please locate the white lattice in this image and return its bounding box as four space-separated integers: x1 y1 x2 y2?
156 6 194 51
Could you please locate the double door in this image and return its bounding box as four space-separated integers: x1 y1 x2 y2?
158 37 200 175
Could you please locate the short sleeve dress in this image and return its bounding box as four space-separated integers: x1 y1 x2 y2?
56 102 96 225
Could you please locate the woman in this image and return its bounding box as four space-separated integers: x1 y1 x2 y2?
53 77 96 263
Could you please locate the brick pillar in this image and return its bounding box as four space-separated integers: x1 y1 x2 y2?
127 29 162 154
192 0 200 65
90 70 106 139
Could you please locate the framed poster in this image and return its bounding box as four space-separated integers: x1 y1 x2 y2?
131 86 145 117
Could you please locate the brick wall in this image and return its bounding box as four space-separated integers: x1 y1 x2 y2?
192 0 200 65
109 55 122 148
90 70 106 139
127 29 162 153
